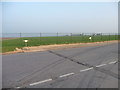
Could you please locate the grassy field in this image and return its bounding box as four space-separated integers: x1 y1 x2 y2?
2 35 118 53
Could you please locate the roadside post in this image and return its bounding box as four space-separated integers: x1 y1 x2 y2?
89 36 92 42
23 40 29 47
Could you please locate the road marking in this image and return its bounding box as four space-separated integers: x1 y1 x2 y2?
29 79 52 86
96 64 106 67
16 87 21 89
80 67 93 72
19 61 117 87
109 61 117 64
59 73 74 78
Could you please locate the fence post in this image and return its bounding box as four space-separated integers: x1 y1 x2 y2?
116 33 117 40
82 33 84 42
101 33 102 41
19 33 22 47
40 33 41 45
57 32 58 44
115 33 116 40
71 33 72 43
115 33 117 40
92 33 94 42
109 33 110 41
20 33 21 38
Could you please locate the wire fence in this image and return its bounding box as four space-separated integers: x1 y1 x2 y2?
2 33 119 44
2 33 119 52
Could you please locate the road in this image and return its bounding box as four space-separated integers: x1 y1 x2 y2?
2 42 118 89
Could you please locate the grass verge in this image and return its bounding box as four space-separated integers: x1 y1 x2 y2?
2 35 118 53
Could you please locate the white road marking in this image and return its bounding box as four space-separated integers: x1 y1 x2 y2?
23 61 117 87
29 79 52 86
109 61 117 64
96 64 106 67
59 73 74 78
16 87 21 89
80 67 93 72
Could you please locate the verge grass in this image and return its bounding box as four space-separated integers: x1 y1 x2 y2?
2 35 118 53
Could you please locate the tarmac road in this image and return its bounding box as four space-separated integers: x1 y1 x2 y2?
2 42 118 88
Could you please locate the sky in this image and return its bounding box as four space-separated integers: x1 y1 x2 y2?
1 2 118 33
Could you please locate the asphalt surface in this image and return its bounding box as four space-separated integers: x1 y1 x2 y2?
2 42 118 88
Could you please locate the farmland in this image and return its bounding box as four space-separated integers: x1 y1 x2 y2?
2 35 118 53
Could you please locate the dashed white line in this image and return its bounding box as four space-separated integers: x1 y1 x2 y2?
109 61 117 64
96 64 106 67
29 79 52 86
16 87 21 89
80 67 93 72
59 73 75 78
20 61 117 87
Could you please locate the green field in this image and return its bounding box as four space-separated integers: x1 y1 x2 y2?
2 35 118 53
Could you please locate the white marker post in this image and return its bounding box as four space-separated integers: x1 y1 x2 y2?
89 36 92 41
23 40 28 47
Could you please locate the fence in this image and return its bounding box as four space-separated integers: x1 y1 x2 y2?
2 33 119 52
